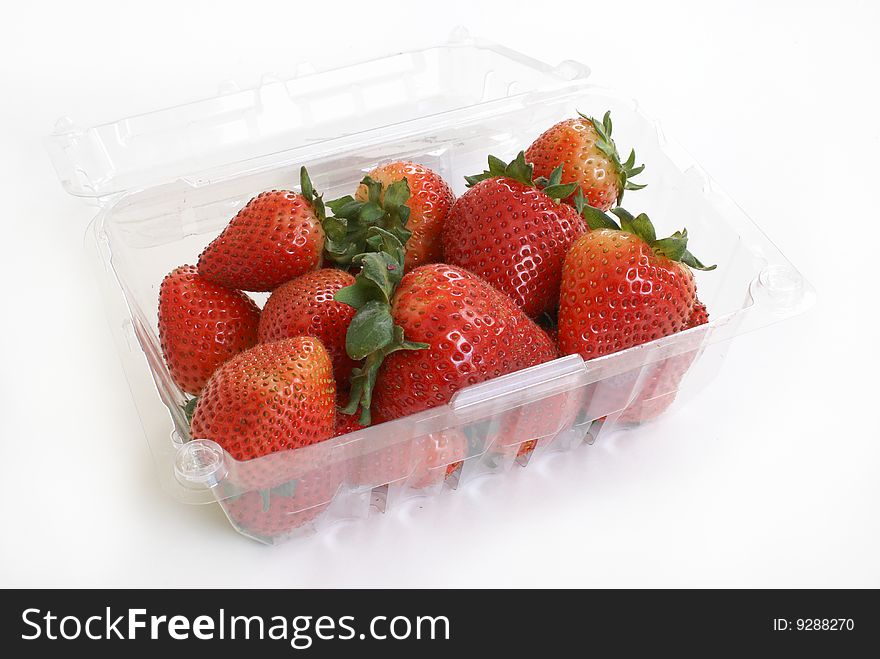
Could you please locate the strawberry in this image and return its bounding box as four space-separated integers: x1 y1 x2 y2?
190 336 339 538
354 162 455 270
197 168 325 291
350 428 468 489
535 311 560 349
190 336 336 461
489 323 569 462
158 265 260 395
525 111 645 211
558 206 715 362
410 429 468 489
219 450 344 540
365 263 558 424
258 268 359 386
333 405 367 437
688 300 709 328
618 299 709 424
442 152 587 317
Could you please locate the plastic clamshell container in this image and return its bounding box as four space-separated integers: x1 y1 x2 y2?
49 35 814 544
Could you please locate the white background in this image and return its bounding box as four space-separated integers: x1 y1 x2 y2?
1 0 878 587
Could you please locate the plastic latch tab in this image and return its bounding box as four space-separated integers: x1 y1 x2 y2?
174 440 227 488
751 264 810 316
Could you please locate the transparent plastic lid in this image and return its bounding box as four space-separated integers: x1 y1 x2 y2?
47 33 591 199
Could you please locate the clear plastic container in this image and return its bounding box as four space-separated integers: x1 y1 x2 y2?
48 34 814 544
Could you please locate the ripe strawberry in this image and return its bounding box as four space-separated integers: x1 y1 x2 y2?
490 404 570 463
369 264 558 423
354 161 455 270
687 300 709 328
333 407 367 437
618 299 709 424
158 265 260 395
442 153 587 317
558 206 715 361
190 336 339 538
411 429 468 489
197 168 326 291
190 336 336 461
220 451 344 540
525 111 645 211
259 268 359 386
488 323 569 462
350 428 468 489
534 316 559 350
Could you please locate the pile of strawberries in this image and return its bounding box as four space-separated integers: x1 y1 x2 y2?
158 111 714 537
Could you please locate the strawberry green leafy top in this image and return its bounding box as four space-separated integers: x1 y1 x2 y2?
298 166 326 222
464 151 580 203
322 176 413 267
582 110 646 206
574 190 716 272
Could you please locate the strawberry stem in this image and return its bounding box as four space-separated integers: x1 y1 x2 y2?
334 229 428 425
182 397 199 426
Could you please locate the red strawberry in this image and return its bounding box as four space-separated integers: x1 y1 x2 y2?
350 428 468 489
558 207 714 361
219 450 344 540
442 153 587 317
354 161 455 270
618 299 709 424
411 429 468 488
369 264 558 423
525 111 645 211
491 401 571 463
333 408 367 437
488 323 567 462
158 265 260 395
259 268 358 386
197 168 325 291
687 300 709 328
190 336 339 538
534 315 560 353
190 336 336 461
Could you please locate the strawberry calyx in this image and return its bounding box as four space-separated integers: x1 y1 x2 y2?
299 166 326 222
575 193 716 271
464 152 578 202
579 110 646 205
465 151 534 188
322 175 413 267
334 228 429 425
534 162 582 202
182 397 199 425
